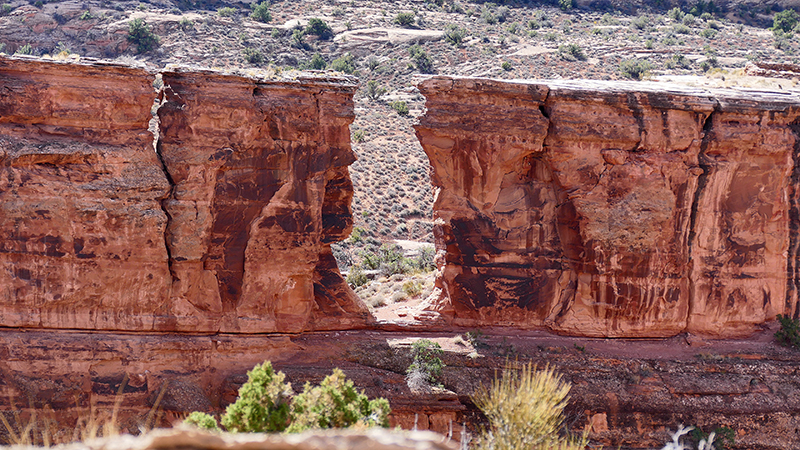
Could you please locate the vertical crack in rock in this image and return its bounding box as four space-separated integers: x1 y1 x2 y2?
786 120 800 319
685 105 716 329
153 81 178 283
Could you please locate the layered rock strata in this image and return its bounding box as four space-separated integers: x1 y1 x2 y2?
416 76 800 338
0 56 368 332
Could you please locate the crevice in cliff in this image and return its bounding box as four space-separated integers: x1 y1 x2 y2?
785 120 800 319
685 106 716 328
152 81 178 282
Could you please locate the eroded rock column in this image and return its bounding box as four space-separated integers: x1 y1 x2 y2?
158 68 368 333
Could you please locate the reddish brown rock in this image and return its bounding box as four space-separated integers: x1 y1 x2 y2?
0 56 172 330
158 67 368 333
416 76 800 337
0 56 368 333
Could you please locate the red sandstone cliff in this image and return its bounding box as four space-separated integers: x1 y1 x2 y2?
0 56 369 333
416 76 800 338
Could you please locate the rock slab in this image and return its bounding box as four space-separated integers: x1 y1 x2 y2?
416 76 800 337
0 56 368 332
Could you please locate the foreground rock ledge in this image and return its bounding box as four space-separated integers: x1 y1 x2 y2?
416 76 800 338
0 56 369 333
36 429 456 450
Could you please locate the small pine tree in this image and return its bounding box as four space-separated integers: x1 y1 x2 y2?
287 368 390 432
251 1 271 23
127 18 159 54
221 361 293 432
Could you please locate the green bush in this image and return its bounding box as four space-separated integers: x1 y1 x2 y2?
307 52 327 70
79 10 93 20
243 48 264 64
668 7 685 21
394 11 415 27
14 43 33 55
0 4 12 16
619 58 651 80
127 18 159 54
330 53 356 74
183 412 220 431
221 361 293 433
406 339 444 386
472 363 588 450
773 9 799 33
250 1 271 23
409 44 433 74
443 24 466 46
501 61 512 71
775 314 800 348
346 265 369 288
364 80 386 101
305 18 333 40
217 6 236 17
630 15 649 30
558 0 573 11
391 101 409 116
287 368 390 432
691 426 735 450
557 43 586 61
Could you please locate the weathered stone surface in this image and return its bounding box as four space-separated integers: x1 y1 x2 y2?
0 56 368 332
158 67 368 333
416 76 800 337
0 56 172 330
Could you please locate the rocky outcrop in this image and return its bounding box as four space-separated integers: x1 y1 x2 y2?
416 76 800 338
0 56 368 332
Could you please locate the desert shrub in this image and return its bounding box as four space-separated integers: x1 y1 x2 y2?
673 24 691 33
501 61 512 71
127 18 159 54
406 339 444 387
409 44 433 73
250 1 271 23
330 53 356 74
558 0 573 11
287 368 390 432
412 246 435 272
394 11 415 27
243 48 264 64
472 362 588 450
14 43 33 55
306 18 333 39
0 4 12 15
558 43 586 61
775 314 800 348
444 24 466 46
773 9 799 33
391 101 409 116
668 7 685 21
481 8 497 25
630 15 649 30
306 53 327 70
217 6 236 17
180 17 193 30
683 13 696 26
183 412 220 431
346 266 369 288
600 12 619 25
699 27 717 39
665 52 691 69
364 80 386 101
619 58 651 79
221 361 293 433
79 10 93 20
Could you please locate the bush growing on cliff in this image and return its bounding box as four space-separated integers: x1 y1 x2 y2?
127 18 159 54
183 361 390 434
222 361 293 432
775 314 800 349
250 1 271 23
472 362 588 450
406 339 444 391
287 368 390 432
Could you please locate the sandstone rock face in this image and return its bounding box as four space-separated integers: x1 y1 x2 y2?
0 56 368 332
416 76 800 337
0 56 172 330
